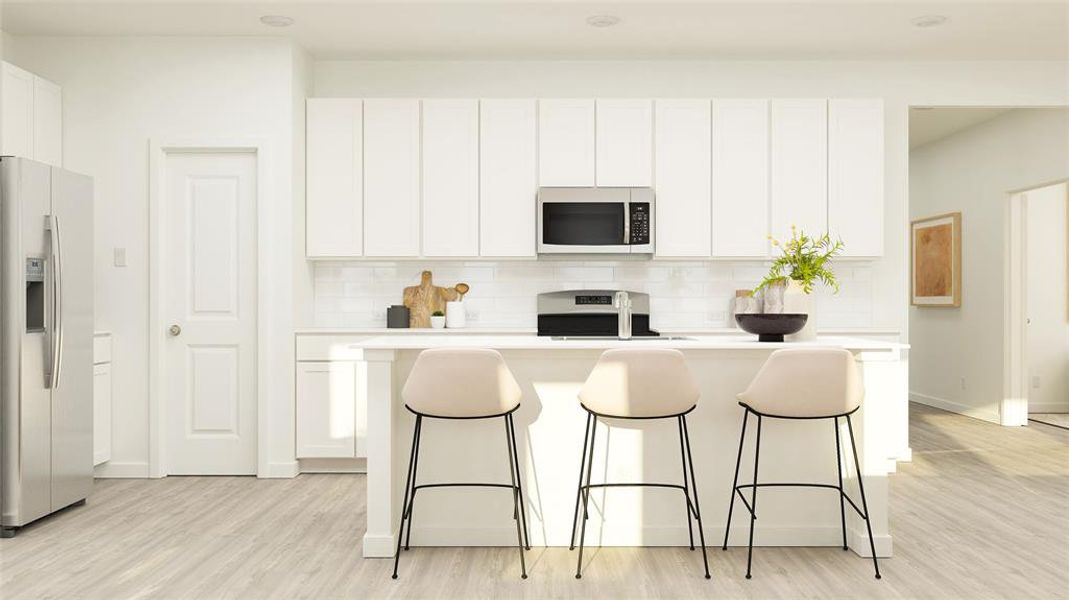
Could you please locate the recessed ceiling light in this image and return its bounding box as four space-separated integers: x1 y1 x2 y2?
586 15 621 28
911 15 948 28
260 15 295 28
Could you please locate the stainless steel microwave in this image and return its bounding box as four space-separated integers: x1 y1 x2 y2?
537 187 654 254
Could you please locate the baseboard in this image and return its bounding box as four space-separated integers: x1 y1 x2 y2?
363 534 396 558
1029 402 1069 414
299 457 367 474
260 461 299 479
93 461 150 478
910 392 1000 424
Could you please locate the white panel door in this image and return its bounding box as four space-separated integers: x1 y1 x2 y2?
32 76 62 166
712 99 770 257
165 152 258 475
655 99 711 257
480 99 537 257
296 361 356 458
364 99 421 257
539 99 595 186
422 99 479 257
829 99 884 256
596 99 652 187
306 98 362 257
771 99 827 241
93 363 112 466
1 62 35 159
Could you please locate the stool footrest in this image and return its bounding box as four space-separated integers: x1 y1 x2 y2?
412 483 518 491
733 483 868 519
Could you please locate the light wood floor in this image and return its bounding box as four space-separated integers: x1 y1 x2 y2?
2 403 1066 599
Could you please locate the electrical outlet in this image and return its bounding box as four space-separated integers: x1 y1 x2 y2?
959 377 966 391
113 248 127 267
1031 375 1041 389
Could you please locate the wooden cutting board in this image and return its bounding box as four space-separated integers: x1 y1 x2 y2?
403 271 459 328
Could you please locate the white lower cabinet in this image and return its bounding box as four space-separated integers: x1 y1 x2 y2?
296 360 367 459
92 333 112 466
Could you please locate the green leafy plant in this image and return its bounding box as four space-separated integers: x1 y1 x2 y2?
432 310 445 317
754 226 844 294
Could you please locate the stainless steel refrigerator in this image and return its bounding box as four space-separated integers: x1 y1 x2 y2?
1 156 93 537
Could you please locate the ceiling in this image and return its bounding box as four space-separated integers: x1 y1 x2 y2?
2 1 1068 60
909 107 1015 148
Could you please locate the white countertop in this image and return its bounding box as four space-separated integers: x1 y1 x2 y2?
297 326 902 337
348 334 908 352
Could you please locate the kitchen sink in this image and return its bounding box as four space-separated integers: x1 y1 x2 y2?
550 336 696 341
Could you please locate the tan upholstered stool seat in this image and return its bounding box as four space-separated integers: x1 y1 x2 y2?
736 348 862 418
402 348 522 418
579 348 699 418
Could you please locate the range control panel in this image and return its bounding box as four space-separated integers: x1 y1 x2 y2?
629 203 650 245
575 295 612 306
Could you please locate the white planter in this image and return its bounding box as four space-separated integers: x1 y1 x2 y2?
762 281 786 314
446 301 466 328
430 316 446 329
783 279 817 341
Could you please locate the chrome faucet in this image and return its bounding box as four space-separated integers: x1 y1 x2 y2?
615 291 633 340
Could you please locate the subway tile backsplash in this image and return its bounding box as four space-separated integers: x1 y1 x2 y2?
313 261 874 330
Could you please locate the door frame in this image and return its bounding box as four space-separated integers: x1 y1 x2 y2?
1002 178 1069 426
148 138 271 477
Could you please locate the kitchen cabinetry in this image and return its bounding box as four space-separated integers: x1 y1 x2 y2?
654 99 712 257
596 99 652 187
93 333 112 466
771 99 828 241
363 99 421 257
422 99 479 257
538 99 595 186
1 62 62 166
295 336 368 461
712 99 770 257
829 99 884 257
480 99 537 257
306 98 362 257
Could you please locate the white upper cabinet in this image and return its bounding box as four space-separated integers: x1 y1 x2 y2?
306 99 362 257
712 99 770 257
654 99 711 257
539 99 595 186
422 99 479 257
363 99 421 257
596 99 653 187
770 99 827 242
2 62 62 166
828 99 884 256
480 99 537 257
32 76 62 167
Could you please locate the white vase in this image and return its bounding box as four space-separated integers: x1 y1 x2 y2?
783 279 817 341
762 281 786 314
445 301 466 328
430 316 446 329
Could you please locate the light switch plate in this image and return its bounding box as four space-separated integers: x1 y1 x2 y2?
113 248 127 267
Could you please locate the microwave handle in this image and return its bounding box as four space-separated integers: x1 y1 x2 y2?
623 201 630 245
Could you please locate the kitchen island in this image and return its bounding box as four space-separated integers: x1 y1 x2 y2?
342 334 909 560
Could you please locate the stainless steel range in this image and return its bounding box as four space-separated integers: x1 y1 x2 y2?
536 290 658 339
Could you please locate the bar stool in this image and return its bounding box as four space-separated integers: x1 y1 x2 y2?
392 348 530 580
570 348 711 580
721 348 881 579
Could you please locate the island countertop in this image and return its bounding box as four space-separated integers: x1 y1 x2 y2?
347 334 908 352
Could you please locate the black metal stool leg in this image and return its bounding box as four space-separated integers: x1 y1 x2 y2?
569 412 593 551
575 416 597 579
404 416 424 551
722 409 749 550
681 415 712 580
392 415 422 580
846 415 882 579
834 417 848 551
745 415 762 580
503 416 528 579
507 414 531 551
676 416 695 551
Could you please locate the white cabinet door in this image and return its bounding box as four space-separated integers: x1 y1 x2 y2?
364 99 421 257
480 99 537 257
712 99 770 257
32 75 62 166
771 99 827 242
306 99 362 257
1 62 35 159
92 363 112 466
539 99 595 186
829 99 884 257
422 99 479 257
596 99 652 187
296 361 356 458
654 99 711 257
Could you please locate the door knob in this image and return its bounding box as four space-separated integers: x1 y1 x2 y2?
169 324 182 337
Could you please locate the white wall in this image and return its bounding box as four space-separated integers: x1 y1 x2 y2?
312 59 1069 337
7 36 304 477
1026 182 1069 413
910 108 1069 423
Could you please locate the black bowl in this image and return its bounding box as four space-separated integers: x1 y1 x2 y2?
735 313 808 342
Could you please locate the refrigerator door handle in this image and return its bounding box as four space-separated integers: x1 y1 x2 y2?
46 214 63 389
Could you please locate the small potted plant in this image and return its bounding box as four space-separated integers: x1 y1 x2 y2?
754 226 843 340
430 310 446 329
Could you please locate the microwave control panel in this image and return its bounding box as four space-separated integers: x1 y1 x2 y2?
629 203 650 245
